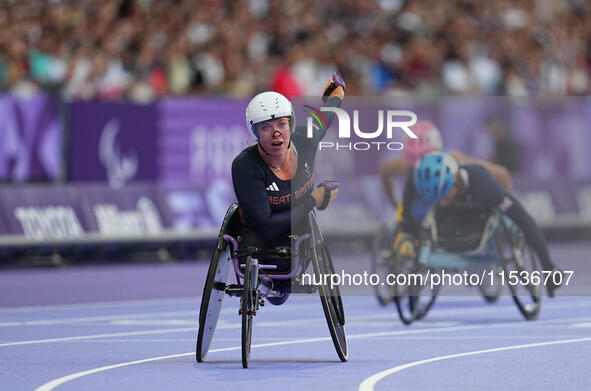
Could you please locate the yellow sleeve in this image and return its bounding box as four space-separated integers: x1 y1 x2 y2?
396 202 404 223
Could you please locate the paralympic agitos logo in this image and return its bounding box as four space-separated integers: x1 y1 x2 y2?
303 106 418 151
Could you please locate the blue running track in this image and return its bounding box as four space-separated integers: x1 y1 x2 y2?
1 242 590 391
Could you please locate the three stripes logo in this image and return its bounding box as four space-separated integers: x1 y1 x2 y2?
266 182 280 191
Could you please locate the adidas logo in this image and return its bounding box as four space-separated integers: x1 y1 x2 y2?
266 182 280 191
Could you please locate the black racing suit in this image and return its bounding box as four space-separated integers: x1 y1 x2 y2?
231 97 341 248
402 164 555 271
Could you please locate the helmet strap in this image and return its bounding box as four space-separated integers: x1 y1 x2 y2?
257 141 271 156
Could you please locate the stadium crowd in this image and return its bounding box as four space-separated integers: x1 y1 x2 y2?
0 0 589 100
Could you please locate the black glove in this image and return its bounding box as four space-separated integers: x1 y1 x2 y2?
316 181 339 210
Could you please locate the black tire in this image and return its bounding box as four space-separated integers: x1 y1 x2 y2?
495 219 541 320
195 240 232 362
395 272 439 323
196 204 238 363
309 213 348 362
413 266 439 321
477 266 502 303
241 256 255 368
392 233 421 325
393 234 439 324
371 225 397 306
320 241 345 326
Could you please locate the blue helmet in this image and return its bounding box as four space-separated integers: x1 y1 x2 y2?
414 151 459 203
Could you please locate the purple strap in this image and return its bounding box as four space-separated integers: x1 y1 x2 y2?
320 180 339 191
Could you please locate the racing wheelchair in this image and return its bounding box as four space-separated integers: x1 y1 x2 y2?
372 222 444 325
196 186 347 368
372 206 541 324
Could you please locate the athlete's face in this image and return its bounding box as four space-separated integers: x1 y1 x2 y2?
438 185 458 207
256 117 291 156
438 174 460 207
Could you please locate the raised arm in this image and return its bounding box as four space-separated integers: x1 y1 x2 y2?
379 156 410 208
293 71 345 142
450 149 513 192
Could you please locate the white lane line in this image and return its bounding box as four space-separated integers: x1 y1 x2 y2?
358 337 591 391
1 294 586 314
0 297 381 327
50 335 587 344
0 312 406 348
0 311 394 348
32 314 591 391
0 302 377 328
361 335 590 340
5 300 591 348
0 294 370 314
0 328 196 347
5 297 590 328
0 300 331 327
0 297 201 313
30 325 489 391
0 311 197 327
32 337 317 391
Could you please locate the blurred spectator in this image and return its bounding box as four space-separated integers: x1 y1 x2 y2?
485 118 520 173
270 65 302 99
0 0 589 100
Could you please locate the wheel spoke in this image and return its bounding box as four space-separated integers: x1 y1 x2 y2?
497 220 541 320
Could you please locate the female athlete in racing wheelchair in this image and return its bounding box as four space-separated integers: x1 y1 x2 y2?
381 151 562 324
196 74 347 368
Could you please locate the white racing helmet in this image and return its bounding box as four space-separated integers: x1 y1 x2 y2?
245 91 295 140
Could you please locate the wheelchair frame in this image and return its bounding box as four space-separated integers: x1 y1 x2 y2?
373 208 542 325
196 203 348 368
371 224 440 325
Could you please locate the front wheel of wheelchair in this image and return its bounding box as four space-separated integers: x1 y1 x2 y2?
241 256 257 368
413 267 440 321
196 237 233 362
496 221 541 320
313 240 348 362
392 234 438 324
477 266 502 303
371 224 397 306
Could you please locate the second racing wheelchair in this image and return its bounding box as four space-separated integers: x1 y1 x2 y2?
373 205 541 324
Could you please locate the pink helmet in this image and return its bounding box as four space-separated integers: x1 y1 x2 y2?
403 120 443 166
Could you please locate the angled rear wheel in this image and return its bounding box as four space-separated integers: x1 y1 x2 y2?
196 240 232 362
496 220 541 320
196 204 238 362
309 213 348 362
